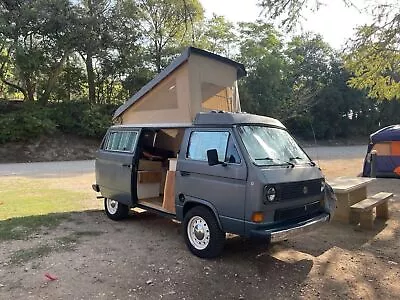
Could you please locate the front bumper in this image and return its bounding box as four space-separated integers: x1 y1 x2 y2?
249 213 330 242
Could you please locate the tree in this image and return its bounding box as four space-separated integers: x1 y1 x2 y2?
237 21 288 117
258 0 400 100
51 55 87 102
259 0 354 31
104 0 153 100
136 0 204 72
283 33 334 119
0 0 76 103
344 7 400 100
73 0 115 103
196 14 237 57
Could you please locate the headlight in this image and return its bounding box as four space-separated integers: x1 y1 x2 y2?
264 186 277 202
321 179 325 192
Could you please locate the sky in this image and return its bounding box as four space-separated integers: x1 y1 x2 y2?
199 0 374 50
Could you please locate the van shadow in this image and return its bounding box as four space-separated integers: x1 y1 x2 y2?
123 209 387 257
107 206 398 265
281 219 390 258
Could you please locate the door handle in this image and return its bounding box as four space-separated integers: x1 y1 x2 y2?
122 164 131 168
180 171 190 176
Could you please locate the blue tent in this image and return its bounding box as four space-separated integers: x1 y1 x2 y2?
362 125 400 178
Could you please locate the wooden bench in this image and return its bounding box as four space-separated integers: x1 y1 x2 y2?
350 192 393 229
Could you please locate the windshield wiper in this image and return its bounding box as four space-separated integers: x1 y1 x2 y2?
290 156 316 166
255 157 295 167
255 157 273 161
289 156 302 160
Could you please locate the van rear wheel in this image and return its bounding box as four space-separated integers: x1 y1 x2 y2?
183 206 225 258
104 198 129 220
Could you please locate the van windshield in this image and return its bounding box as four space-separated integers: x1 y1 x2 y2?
237 125 311 166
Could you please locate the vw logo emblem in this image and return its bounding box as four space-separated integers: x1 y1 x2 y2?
303 186 308 194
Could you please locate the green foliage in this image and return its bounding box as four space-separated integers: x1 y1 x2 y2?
47 102 116 138
237 30 400 140
0 106 57 143
238 21 288 117
345 24 400 100
80 105 114 137
193 14 237 57
0 102 116 144
258 0 400 101
137 0 204 72
0 0 399 144
0 0 77 102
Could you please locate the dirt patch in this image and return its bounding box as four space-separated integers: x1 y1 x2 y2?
0 158 399 299
1 196 399 300
319 158 364 179
0 134 100 163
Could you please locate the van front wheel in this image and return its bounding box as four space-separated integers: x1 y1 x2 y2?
183 206 225 258
104 198 129 221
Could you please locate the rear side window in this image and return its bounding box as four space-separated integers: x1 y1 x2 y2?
187 131 240 164
104 131 138 152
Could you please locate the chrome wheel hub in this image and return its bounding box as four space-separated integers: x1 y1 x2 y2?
187 216 210 250
106 199 118 215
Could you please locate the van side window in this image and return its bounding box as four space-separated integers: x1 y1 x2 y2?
225 136 241 164
104 131 138 152
187 131 229 162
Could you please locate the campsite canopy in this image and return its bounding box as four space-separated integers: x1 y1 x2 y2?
362 125 400 178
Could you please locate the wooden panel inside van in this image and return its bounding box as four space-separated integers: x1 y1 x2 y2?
138 171 162 183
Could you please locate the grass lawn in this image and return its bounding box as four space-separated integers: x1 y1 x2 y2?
0 174 100 220
0 174 101 240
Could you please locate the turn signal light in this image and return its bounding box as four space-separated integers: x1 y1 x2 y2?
251 212 264 223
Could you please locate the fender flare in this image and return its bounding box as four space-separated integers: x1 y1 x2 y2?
180 196 223 231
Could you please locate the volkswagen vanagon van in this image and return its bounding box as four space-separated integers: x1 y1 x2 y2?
93 111 330 258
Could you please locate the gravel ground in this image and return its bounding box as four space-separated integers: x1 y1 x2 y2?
0 179 398 300
0 147 399 300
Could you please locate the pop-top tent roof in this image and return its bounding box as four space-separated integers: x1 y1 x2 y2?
370 125 400 143
113 47 247 120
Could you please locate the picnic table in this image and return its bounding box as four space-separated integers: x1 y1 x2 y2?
328 177 375 223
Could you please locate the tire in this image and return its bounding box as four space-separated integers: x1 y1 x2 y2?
104 198 129 221
183 206 225 258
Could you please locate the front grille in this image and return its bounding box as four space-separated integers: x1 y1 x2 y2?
279 179 321 200
274 201 322 222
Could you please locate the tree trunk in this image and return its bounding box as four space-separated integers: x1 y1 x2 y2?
154 40 162 73
66 57 71 102
86 53 96 103
25 79 35 102
40 52 70 105
155 53 162 73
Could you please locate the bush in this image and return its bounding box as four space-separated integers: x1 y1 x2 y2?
0 106 57 144
0 101 117 144
79 106 113 138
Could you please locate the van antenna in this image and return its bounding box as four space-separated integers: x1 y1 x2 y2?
310 120 320 167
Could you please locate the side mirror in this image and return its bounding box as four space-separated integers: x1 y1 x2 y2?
207 149 226 166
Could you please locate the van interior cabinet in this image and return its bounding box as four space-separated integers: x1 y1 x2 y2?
162 171 176 213
137 161 163 199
